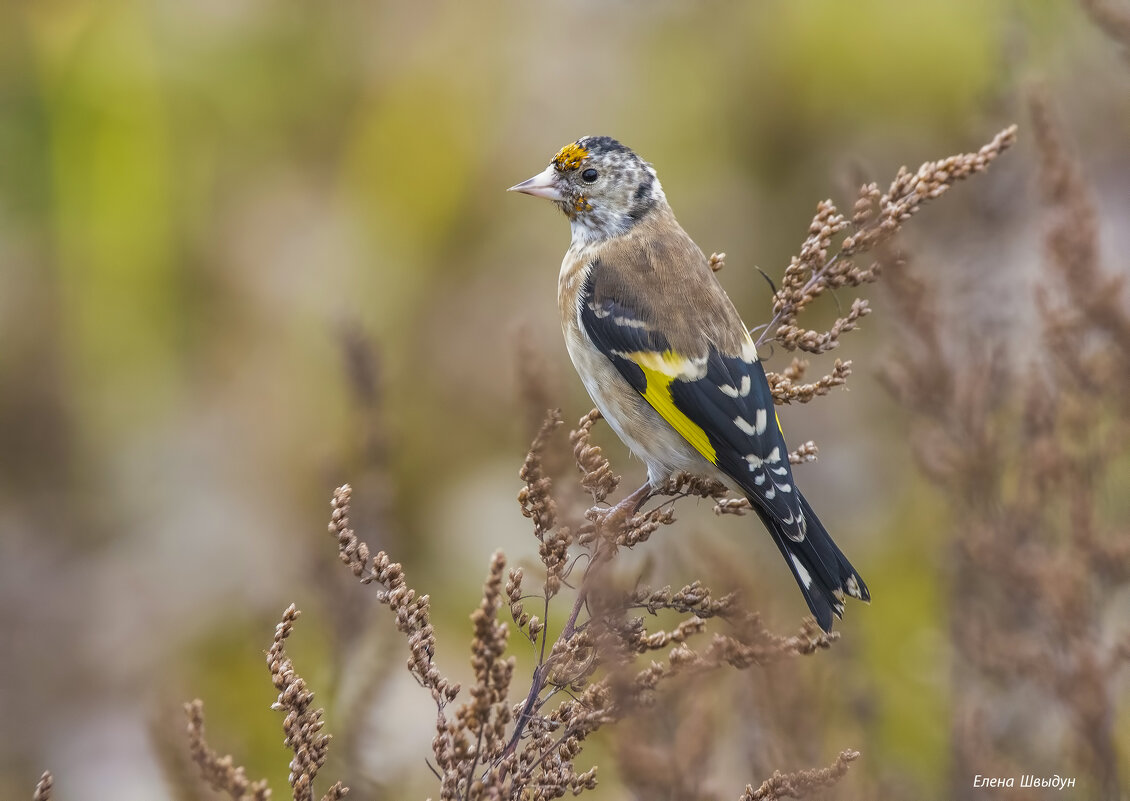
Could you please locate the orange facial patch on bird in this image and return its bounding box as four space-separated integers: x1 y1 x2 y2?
553 142 588 171
573 195 591 212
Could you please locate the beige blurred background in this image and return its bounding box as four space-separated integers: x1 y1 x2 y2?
2 1 1129 798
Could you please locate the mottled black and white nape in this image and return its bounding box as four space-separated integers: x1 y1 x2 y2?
510 135 869 631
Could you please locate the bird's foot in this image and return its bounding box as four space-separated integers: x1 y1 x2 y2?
589 481 652 535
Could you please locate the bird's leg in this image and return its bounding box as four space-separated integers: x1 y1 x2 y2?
589 480 653 534
621 480 655 513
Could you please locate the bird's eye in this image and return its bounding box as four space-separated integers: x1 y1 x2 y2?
581 168 599 183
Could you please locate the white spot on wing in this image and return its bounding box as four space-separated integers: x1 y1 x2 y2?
614 315 650 329
766 446 781 464
741 338 760 363
720 383 739 398
764 486 776 499
734 416 757 435
745 454 762 469
790 554 813 589
755 408 767 435
777 482 792 493
739 375 752 397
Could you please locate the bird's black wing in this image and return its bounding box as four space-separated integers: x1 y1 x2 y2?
579 265 869 630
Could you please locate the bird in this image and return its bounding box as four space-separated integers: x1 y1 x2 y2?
508 135 869 631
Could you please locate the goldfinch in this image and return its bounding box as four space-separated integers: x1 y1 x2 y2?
509 135 869 631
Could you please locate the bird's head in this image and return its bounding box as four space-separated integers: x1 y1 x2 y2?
509 136 666 243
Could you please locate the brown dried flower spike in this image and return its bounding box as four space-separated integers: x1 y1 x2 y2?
762 126 1018 405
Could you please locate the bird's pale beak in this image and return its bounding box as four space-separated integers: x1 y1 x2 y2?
508 165 565 202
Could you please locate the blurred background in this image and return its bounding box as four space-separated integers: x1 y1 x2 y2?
2 0 1129 798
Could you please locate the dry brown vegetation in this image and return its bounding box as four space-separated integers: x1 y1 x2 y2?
879 95 1130 800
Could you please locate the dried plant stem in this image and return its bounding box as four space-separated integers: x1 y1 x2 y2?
741 750 860 800
756 126 1017 413
33 772 53 801
506 480 651 756
1079 0 1130 63
267 606 347 801
756 248 848 349
184 700 272 801
503 594 583 763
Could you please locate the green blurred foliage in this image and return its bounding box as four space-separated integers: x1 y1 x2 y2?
859 484 951 789
34 5 179 437
1 0 1128 798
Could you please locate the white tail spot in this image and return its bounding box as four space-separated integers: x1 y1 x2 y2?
790 554 813 589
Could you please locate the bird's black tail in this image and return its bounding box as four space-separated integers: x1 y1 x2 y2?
749 488 869 632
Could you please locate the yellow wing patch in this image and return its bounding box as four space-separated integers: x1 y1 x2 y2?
553 142 588 171
634 359 718 466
